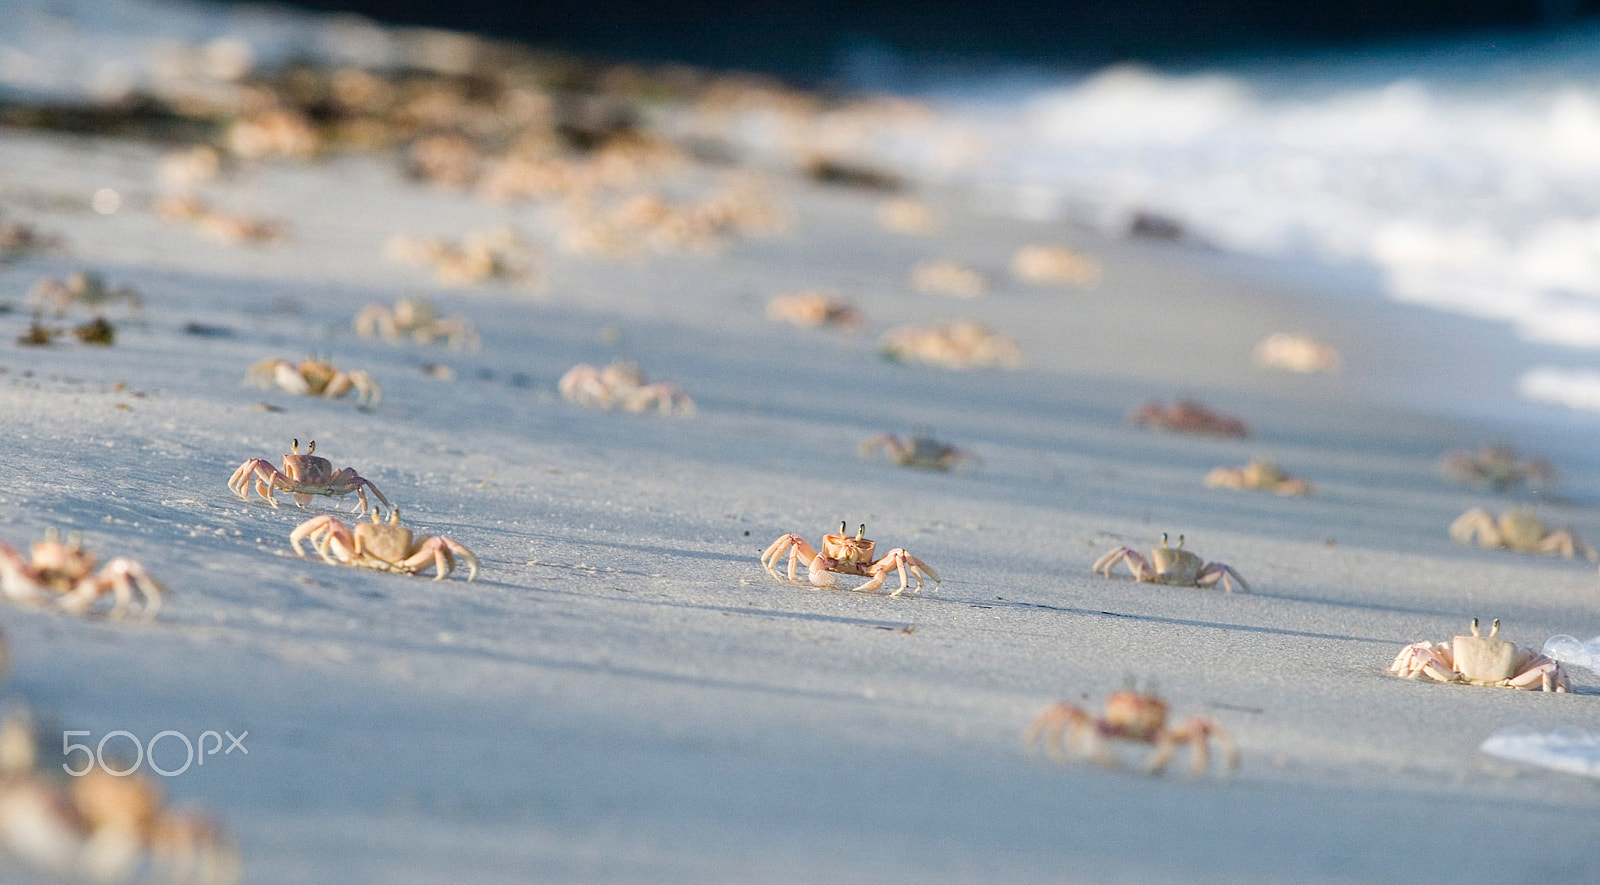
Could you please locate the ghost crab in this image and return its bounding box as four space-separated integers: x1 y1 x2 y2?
1024 684 1239 777
1094 533 1250 593
1204 458 1312 496
1390 618 1569 692
227 439 391 516
1448 507 1596 562
1129 400 1248 438
247 356 381 407
291 508 479 581
558 361 694 416
761 522 939 596
0 529 163 619
859 432 978 471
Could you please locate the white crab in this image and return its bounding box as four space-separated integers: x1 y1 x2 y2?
247 356 381 407
353 296 480 350
227 439 391 516
558 361 694 415
1390 618 1569 692
1093 533 1250 593
0 529 163 619
1448 507 1596 561
761 521 939 597
291 509 479 581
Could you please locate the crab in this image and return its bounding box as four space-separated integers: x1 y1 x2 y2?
227 439 391 516
0 529 163 619
859 432 978 471
1439 445 1554 493
1251 332 1341 374
1024 685 1238 777
0 707 240 884
558 361 695 416
1011 244 1102 286
878 320 1021 370
1094 533 1250 593
1448 507 1596 561
766 291 864 330
353 296 480 350
909 259 988 298
1204 458 1312 496
1389 618 1569 691
26 271 140 317
247 356 381 407
1129 400 1248 438
761 521 939 597
291 508 479 581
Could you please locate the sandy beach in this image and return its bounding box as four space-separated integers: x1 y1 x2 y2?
0 19 1598 881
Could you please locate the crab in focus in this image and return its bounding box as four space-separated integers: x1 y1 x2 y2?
26 271 140 317
766 290 864 330
1439 445 1554 493
1024 685 1238 777
227 439 391 516
761 522 939 596
879 320 1021 370
1448 507 1596 562
1250 332 1341 374
291 508 479 581
859 432 978 471
1390 618 1569 692
1094 533 1250 593
1204 458 1312 496
1129 400 1248 438
0 529 163 619
247 356 381 407
353 296 480 350
559 361 695 416
0 707 240 884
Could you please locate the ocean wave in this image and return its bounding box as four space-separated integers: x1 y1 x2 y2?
1480 727 1600 779
1543 633 1600 671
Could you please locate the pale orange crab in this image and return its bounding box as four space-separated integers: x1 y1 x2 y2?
247 356 381 407
761 522 939 596
1094 533 1250 593
1024 684 1238 777
227 439 391 516
291 508 479 581
0 529 164 619
1448 507 1597 562
859 432 978 471
1204 458 1312 496
558 361 694 416
1390 618 1569 692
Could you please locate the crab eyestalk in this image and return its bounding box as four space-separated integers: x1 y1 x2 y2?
839 521 848 537
856 523 867 541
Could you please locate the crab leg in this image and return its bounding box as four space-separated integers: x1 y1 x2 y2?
760 535 818 583
441 538 480 582
1196 562 1250 594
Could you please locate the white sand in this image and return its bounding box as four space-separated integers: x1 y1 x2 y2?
1 122 1598 883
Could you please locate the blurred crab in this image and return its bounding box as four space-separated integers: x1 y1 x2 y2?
247 356 381 407
26 272 140 317
1204 459 1312 496
879 320 1021 370
1448 507 1596 562
1439 445 1554 493
227 439 391 516
0 707 240 884
859 432 978 471
291 508 479 581
0 529 163 619
1094 533 1250 593
559 361 694 416
766 290 864 330
1011 244 1102 286
761 521 939 597
1129 400 1248 438
1250 332 1341 374
909 259 987 298
1390 618 1569 692
1025 684 1238 777
353 296 480 350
